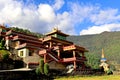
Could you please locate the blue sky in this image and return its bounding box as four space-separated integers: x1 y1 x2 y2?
1 0 120 35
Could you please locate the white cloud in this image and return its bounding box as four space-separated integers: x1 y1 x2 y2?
1 0 120 35
69 3 98 24
0 0 76 34
90 9 120 25
80 23 120 35
52 0 65 10
56 12 76 34
80 8 120 35
0 0 22 23
38 4 55 23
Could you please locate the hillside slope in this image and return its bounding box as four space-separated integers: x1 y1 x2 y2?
67 31 120 65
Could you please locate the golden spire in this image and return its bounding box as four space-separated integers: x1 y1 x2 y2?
101 48 105 58
52 26 61 32
53 27 57 31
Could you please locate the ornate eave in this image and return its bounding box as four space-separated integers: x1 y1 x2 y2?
13 35 42 44
63 45 88 52
15 43 44 50
45 28 69 37
42 36 73 45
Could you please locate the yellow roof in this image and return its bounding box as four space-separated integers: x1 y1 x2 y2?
46 28 69 37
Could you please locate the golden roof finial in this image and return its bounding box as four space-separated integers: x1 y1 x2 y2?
101 48 105 58
53 26 59 32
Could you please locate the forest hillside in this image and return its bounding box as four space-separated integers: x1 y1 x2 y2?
67 31 120 69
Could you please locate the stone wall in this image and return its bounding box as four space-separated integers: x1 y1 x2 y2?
49 61 66 70
23 54 40 68
0 62 14 70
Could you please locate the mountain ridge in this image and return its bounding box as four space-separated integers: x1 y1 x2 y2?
67 31 120 67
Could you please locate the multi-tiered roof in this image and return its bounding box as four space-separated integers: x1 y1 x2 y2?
39 28 88 70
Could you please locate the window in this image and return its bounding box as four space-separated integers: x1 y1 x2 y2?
29 50 34 56
29 51 32 56
20 51 24 56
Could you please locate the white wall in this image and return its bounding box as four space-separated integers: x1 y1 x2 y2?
18 48 29 57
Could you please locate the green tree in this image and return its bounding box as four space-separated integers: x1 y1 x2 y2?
35 59 44 75
36 59 49 76
0 36 10 60
10 27 43 38
35 67 41 75
40 59 44 74
0 50 10 60
0 36 6 50
44 63 49 75
86 53 100 69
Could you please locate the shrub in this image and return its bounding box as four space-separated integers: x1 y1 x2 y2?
44 63 49 75
2 52 9 60
106 69 113 75
39 59 44 74
36 59 49 75
0 50 10 60
35 67 41 75
0 37 6 50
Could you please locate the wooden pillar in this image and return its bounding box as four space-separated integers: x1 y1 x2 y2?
73 50 76 70
73 50 76 57
82 63 85 69
57 50 60 59
49 41 52 48
74 61 76 70
44 54 47 63
5 36 9 50
81 51 85 69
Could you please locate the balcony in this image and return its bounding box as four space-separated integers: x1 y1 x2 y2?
13 36 42 45
63 44 88 52
15 43 44 50
63 45 76 51
62 57 76 62
39 49 47 55
62 56 87 63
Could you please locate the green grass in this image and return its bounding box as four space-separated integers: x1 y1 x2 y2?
55 75 120 80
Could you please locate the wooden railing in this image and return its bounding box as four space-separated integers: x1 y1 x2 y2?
39 49 47 55
13 36 42 44
48 52 59 62
63 45 76 51
63 44 88 52
63 57 76 62
15 43 44 49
